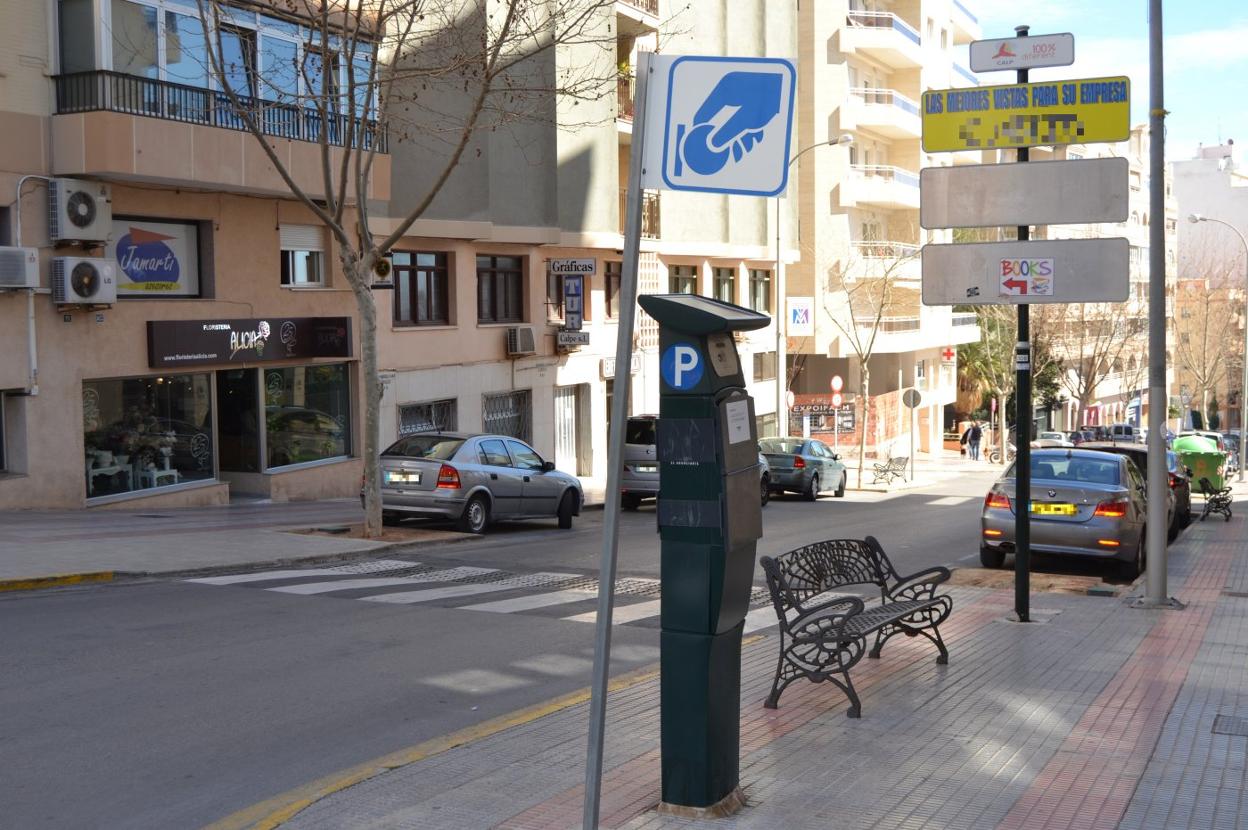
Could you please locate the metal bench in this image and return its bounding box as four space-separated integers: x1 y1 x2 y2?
871 456 908 485
1198 477 1233 522
759 536 952 718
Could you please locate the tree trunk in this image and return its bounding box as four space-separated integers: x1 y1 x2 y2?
998 393 1007 464
346 260 383 538
857 365 870 485
1201 387 1209 428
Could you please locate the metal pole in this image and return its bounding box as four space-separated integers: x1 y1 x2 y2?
776 194 787 437
583 50 653 830
1013 25 1031 622
1144 0 1169 604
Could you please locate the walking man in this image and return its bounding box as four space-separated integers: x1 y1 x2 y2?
968 422 983 461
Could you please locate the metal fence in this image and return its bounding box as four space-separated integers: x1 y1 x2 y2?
483 390 532 444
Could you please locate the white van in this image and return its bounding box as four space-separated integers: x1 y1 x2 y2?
1109 423 1143 443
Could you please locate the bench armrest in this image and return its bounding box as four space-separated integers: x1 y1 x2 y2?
789 595 866 642
887 566 951 602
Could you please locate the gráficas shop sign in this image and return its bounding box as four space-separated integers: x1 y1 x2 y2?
147 317 352 367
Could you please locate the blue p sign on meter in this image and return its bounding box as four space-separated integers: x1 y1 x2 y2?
641 55 796 197
661 343 704 391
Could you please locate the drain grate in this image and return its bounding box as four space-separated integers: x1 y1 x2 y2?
1212 715 1248 737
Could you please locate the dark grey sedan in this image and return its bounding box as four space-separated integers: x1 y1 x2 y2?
374 432 582 534
759 437 847 500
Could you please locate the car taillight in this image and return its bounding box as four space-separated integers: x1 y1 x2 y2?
1094 499 1128 518
793 456 806 469
1168 473 1179 488
437 464 460 489
984 492 1010 510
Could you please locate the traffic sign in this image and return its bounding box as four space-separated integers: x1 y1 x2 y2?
831 392 843 408
641 55 797 197
969 32 1075 73
921 238 1129 306
920 158 1129 229
902 389 922 409
921 76 1130 153
786 390 795 408
830 375 843 393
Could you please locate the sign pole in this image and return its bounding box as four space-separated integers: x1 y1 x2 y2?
1013 25 1032 623
583 51 653 830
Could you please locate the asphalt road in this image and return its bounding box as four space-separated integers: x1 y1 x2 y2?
0 470 999 829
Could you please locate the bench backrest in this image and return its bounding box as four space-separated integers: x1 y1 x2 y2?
1199 477 1226 498
889 457 908 469
760 537 896 614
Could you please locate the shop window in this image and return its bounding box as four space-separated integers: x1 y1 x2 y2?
83 373 214 498
669 264 696 294
605 261 622 318
217 368 261 473
393 251 449 325
399 398 457 435
264 364 351 468
753 350 777 382
483 389 531 443
477 255 524 323
713 267 735 303
749 268 772 313
280 224 324 287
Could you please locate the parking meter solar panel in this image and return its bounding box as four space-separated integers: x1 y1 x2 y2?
639 294 770 335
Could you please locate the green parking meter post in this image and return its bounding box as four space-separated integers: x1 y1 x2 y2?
638 294 770 813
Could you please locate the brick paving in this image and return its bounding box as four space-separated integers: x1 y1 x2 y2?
282 504 1247 830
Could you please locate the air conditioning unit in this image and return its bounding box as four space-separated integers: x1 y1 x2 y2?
52 257 117 305
0 247 39 289
49 178 112 243
505 325 537 356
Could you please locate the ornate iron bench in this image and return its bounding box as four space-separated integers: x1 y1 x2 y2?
1198 477 1233 522
759 536 952 718
871 456 908 485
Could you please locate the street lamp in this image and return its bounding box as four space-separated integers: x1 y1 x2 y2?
776 134 853 437
1188 212 1248 481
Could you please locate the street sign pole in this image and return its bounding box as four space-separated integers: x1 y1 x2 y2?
1013 25 1032 623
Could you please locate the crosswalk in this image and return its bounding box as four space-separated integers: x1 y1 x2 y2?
184 559 783 633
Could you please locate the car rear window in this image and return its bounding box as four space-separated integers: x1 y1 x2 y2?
1009 456 1121 485
383 435 464 459
760 438 805 454
625 418 656 445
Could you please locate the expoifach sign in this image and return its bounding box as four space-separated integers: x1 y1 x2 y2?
147 317 352 368
108 219 200 296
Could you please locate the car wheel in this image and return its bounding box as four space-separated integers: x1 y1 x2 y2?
979 545 1005 569
834 472 847 498
760 475 770 507
382 511 402 527
621 493 642 511
804 474 820 502
457 494 489 535
1180 505 1193 528
1167 515 1179 543
1118 532 1145 581
557 491 576 529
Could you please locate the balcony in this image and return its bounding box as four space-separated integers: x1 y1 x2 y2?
953 62 979 87
619 189 661 238
615 0 659 34
618 75 636 121
841 11 923 69
51 71 390 199
950 0 981 44
847 165 921 210
843 88 921 139
848 241 921 281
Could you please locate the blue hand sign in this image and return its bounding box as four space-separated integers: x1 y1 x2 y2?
680 72 783 176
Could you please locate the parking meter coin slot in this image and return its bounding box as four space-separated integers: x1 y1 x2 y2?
706 332 740 377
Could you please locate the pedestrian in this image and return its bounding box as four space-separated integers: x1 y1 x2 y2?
959 425 971 457
969 422 983 460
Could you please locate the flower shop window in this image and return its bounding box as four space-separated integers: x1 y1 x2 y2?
83 373 215 498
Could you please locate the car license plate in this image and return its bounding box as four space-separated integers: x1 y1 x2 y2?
386 471 420 484
1031 502 1076 516
635 464 658 473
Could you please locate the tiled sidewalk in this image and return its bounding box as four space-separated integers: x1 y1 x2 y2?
281 513 1245 830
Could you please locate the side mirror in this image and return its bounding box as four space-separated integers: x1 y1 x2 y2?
831 453 840 461
541 460 556 473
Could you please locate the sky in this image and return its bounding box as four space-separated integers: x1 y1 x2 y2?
970 0 1248 161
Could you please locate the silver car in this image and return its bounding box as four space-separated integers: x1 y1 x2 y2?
376 432 582 534
981 449 1150 579
620 415 771 509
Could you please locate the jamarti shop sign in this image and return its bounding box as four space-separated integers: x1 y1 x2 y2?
147 317 352 367
107 219 200 297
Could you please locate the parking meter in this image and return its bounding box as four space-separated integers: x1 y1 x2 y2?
637 294 770 810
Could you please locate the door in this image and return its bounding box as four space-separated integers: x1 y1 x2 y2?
554 386 578 475
508 439 563 515
477 438 524 517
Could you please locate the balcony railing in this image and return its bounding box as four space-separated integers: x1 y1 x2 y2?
851 164 920 188
618 0 658 15
619 189 660 238
953 62 978 86
846 11 921 45
855 316 921 333
54 71 387 152
618 75 636 120
953 313 978 326
952 0 977 23
848 87 920 116
851 240 920 259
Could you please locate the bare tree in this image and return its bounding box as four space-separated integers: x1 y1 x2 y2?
191 0 615 535
1174 274 1241 427
1051 301 1142 427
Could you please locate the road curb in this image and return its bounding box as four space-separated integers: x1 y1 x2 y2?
0 571 116 593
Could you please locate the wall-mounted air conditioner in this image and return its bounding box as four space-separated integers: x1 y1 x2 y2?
53 257 116 305
506 326 537 356
0 247 39 289
49 178 112 243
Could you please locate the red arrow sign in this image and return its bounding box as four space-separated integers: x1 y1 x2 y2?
1002 278 1028 294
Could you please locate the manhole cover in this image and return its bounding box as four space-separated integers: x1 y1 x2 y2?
1212 715 1248 736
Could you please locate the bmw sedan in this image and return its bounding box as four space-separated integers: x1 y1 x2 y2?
981 449 1151 579
375 432 582 534
759 437 847 500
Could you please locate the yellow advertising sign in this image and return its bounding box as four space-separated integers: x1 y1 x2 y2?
921 76 1130 153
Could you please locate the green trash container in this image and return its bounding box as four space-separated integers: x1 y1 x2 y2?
1173 435 1227 490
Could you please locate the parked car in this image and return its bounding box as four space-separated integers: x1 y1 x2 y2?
981 448 1155 580
1109 423 1144 443
1033 431 1074 448
619 415 770 509
266 405 347 466
1081 442 1191 541
758 437 847 500
374 432 582 534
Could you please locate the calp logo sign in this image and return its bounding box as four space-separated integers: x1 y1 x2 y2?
115 226 181 287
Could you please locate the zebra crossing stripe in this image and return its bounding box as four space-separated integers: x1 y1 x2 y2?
362 573 579 605
265 567 499 595
564 599 662 625
186 560 424 585
742 606 779 634
462 589 598 614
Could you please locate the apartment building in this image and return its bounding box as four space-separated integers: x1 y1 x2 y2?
374 0 797 500
0 0 390 507
786 0 982 458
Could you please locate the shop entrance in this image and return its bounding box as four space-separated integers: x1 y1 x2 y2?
217 369 261 472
